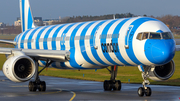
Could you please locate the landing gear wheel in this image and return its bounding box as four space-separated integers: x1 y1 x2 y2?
104 80 112 91
145 87 152 96
39 81 46 91
29 81 37 92
29 81 46 92
113 80 121 91
138 87 144 97
29 81 33 91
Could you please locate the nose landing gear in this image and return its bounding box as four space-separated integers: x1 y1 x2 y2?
137 65 152 97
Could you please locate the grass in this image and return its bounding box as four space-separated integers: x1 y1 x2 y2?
0 34 180 86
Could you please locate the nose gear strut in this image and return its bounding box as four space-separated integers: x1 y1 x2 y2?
137 65 152 97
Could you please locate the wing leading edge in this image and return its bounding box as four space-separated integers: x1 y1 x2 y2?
0 48 70 62
0 39 17 45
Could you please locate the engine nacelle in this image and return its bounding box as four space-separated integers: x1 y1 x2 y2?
3 52 35 82
148 60 175 81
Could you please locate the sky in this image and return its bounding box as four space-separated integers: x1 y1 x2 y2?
0 0 180 24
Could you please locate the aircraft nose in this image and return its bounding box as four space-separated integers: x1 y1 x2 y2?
151 42 174 64
145 40 175 65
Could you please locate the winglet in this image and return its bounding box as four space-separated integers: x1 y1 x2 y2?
20 0 36 32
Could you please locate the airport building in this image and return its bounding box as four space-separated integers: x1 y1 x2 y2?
0 22 6 28
14 17 44 26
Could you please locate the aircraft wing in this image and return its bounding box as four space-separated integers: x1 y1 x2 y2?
176 45 180 51
0 48 70 62
0 39 17 45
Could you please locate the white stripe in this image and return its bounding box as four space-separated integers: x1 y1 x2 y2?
24 29 34 49
39 26 55 49
106 19 124 65
75 22 94 68
96 20 114 65
56 24 71 50
118 18 138 65
31 26 46 49
47 25 63 50
85 21 103 65
64 23 81 68
18 32 25 48
24 0 29 31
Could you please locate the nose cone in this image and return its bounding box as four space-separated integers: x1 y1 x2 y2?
145 39 175 65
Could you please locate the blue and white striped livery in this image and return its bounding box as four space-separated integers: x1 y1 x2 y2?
1 0 179 97
20 0 35 32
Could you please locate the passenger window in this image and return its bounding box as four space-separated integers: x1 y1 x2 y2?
142 32 149 40
149 33 161 39
137 33 142 40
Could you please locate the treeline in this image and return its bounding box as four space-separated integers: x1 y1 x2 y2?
1 13 180 35
52 13 180 35
53 13 135 24
156 15 180 34
0 26 21 35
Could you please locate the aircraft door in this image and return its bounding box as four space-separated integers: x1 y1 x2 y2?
93 26 101 49
125 25 134 49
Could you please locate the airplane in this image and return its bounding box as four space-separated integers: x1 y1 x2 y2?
0 0 179 97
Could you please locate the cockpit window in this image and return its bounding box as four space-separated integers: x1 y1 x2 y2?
136 33 142 40
136 32 173 40
162 32 173 39
142 32 149 40
149 32 161 39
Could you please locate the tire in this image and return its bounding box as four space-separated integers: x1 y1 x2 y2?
104 80 112 91
28 81 33 91
137 87 144 97
113 80 121 91
32 82 37 92
39 81 46 92
145 87 152 96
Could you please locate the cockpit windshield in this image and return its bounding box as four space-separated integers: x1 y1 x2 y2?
162 32 173 39
136 32 173 40
149 32 161 39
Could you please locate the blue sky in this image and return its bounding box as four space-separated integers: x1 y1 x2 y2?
0 0 180 24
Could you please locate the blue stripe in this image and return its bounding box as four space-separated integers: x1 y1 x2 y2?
51 62 57 68
113 18 131 65
43 25 57 50
21 0 25 32
14 34 19 48
126 17 158 65
80 21 98 65
35 26 49 49
20 29 31 49
52 24 66 50
69 22 86 69
27 27 41 49
90 21 108 65
60 23 76 50
100 20 119 65
16 34 22 48
28 7 33 29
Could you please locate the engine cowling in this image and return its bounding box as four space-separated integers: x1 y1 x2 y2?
3 53 35 82
148 60 175 81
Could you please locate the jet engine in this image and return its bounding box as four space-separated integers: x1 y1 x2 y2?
148 60 175 81
2 52 35 82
